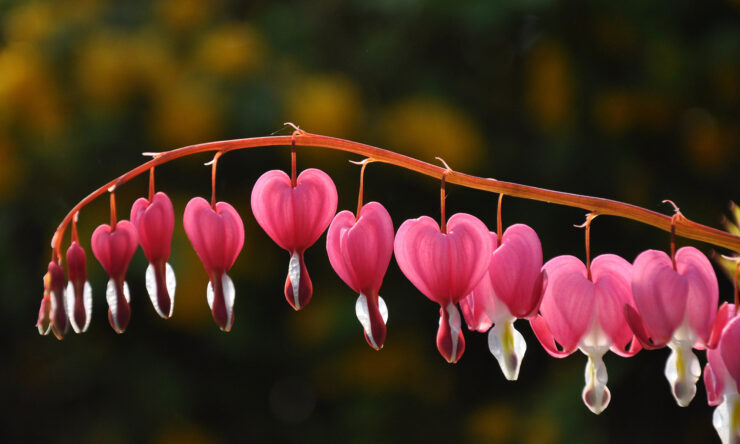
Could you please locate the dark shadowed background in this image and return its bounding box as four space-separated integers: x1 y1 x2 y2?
1 0 739 443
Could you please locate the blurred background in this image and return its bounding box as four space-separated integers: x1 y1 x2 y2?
1 0 739 442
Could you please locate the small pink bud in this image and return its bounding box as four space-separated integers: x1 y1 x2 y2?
251 168 337 310
91 221 138 333
183 197 244 331
65 241 92 333
43 261 68 340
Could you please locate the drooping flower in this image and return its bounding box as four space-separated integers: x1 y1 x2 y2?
131 191 176 319
183 197 244 331
37 261 68 339
459 224 545 380
394 213 492 363
251 168 337 310
530 254 641 414
624 247 718 406
704 304 740 444
326 201 394 350
65 241 92 333
91 221 138 333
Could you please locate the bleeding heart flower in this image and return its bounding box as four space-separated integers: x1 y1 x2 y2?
459 223 545 380
624 247 718 406
394 213 492 363
37 261 68 339
131 192 176 319
92 221 138 333
251 168 338 310
704 304 740 444
183 197 244 331
530 254 641 414
326 202 394 350
65 241 92 333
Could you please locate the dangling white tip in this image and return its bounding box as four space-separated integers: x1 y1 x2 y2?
488 318 526 381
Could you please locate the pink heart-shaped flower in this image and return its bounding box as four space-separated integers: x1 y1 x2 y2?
251 168 338 310
131 192 175 263
183 197 244 331
629 247 717 348
394 213 492 306
327 202 394 350
131 192 176 318
91 220 138 333
394 213 492 363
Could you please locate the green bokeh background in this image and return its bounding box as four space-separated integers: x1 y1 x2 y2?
1 0 739 443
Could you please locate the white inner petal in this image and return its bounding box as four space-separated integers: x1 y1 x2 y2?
105 279 119 331
65 281 81 334
145 263 176 318
445 303 462 362
713 394 740 444
165 262 176 317
145 264 162 318
665 339 701 407
288 251 301 309
488 317 526 381
82 281 92 332
207 273 235 329
581 347 611 415
354 294 388 349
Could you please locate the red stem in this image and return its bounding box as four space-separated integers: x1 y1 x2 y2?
109 192 117 230
291 132 297 188
50 131 740 260
356 161 369 218
440 171 448 234
497 194 503 245
210 152 223 209
148 167 155 201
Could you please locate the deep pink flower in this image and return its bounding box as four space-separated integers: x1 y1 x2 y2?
65 241 92 333
251 168 337 310
459 224 545 380
91 221 138 333
703 304 740 444
326 202 394 350
624 247 718 406
394 213 492 363
131 191 176 319
183 197 244 332
36 261 68 339
530 254 640 414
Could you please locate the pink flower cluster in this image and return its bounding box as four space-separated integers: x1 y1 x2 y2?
37 164 739 441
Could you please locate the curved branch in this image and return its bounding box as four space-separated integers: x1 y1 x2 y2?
51 130 740 258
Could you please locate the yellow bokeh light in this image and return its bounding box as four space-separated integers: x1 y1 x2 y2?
381 97 483 171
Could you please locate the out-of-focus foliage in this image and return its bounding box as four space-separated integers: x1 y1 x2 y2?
1 0 738 443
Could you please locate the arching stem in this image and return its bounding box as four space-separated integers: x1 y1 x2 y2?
71 212 79 244
577 213 598 281
49 131 740 260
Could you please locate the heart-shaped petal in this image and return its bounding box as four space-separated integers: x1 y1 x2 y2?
460 232 498 332
394 213 492 306
720 315 740 387
539 255 595 352
251 168 337 252
131 192 175 263
91 221 138 281
632 249 689 346
326 202 395 295
590 254 635 352
489 224 544 319
183 197 244 275
676 247 718 345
